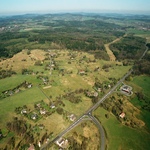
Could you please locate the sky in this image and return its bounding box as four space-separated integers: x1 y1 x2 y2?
0 0 150 15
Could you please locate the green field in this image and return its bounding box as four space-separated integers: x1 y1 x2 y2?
0 87 47 127
130 75 150 131
94 107 150 150
132 76 150 97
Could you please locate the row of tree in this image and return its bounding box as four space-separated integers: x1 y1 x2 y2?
0 69 16 79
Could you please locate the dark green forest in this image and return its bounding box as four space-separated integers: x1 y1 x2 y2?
0 14 125 58
110 35 146 60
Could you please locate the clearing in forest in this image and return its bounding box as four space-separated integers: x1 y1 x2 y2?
104 35 127 61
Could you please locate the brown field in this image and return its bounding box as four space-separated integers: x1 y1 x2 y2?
65 121 100 150
104 43 116 61
0 49 46 73
104 34 127 61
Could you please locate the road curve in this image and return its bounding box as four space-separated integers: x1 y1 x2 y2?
88 114 105 150
41 69 133 150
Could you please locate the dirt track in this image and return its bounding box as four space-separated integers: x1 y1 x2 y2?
104 34 127 61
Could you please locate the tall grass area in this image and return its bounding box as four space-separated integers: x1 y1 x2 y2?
94 107 150 150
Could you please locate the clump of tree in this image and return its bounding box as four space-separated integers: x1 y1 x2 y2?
101 94 145 129
22 68 33 75
34 60 43 66
6 118 28 136
0 69 16 79
134 91 150 112
63 90 82 104
93 50 109 60
67 95 81 104
0 129 3 140
102 64 112 70
56 107 64 115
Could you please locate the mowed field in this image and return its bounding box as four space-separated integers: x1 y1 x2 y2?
104 34 128 62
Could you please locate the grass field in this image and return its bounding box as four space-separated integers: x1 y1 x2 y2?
129 75 150 131
38 112 70 136
63 96 92 116
132 76 150 97
94 107 150 150
0 74 41 93
0 87 47 127
0 49 46 73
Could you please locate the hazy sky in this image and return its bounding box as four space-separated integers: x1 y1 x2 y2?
0 0 150 15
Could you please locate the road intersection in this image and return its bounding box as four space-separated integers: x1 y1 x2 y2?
41 43 148 150
41 69 133 150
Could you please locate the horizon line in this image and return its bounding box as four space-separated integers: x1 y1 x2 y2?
0 9 150 17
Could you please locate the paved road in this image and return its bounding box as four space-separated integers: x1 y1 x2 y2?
85 69 133 114
41 69 133 150
41 44 148 150
88 114 105 150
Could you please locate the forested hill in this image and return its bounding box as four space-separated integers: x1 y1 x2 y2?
0 13 149 59
0 13 125 58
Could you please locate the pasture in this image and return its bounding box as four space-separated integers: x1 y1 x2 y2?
94 107 150 150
